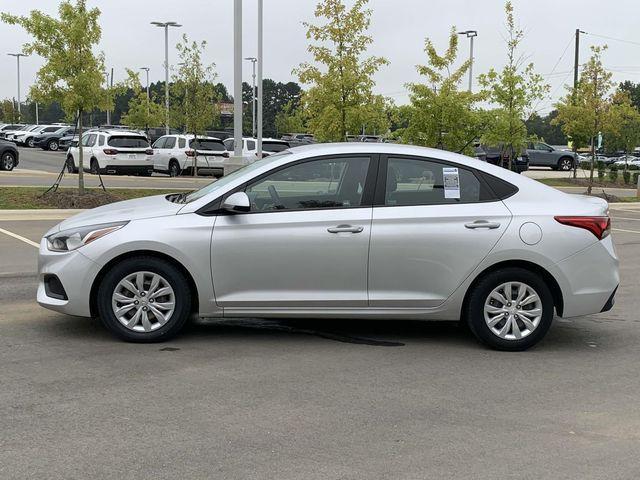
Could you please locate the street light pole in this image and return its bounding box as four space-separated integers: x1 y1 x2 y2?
457 30 477 92
140 67 150 115
233 0 243 159
151 21 182 135
8 53 27 118
245 57 257 137
257 0 263 159
104 71 111 125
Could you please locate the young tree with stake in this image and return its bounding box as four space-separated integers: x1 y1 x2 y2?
2 0 111 194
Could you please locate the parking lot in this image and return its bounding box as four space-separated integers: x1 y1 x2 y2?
1 205 640 478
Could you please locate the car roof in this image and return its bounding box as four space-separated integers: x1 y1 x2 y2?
171 134 222 141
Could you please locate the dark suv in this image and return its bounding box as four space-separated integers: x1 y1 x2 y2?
475 145 529 174
0 140 19 171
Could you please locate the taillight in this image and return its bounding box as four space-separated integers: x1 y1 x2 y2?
186 150 195 157
554 216 611 240
103 148 118 155
145 148 154 155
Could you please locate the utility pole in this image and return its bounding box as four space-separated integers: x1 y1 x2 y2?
457 31 477 92
8 53 27 118
245 57 257 137
104 71 111 125
233 0 243 159
571 29 585 178
257 0 263 159
140 67 150 114
151 21 182 135
35 102 39 124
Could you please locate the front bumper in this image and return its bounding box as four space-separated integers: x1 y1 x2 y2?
37 239 100 317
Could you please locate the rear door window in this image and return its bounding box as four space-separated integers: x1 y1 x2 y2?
263 141 289 152
107 136 150 148
246 140 256 150
164 136 176 149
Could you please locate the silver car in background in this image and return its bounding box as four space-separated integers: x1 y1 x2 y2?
37 143 619 350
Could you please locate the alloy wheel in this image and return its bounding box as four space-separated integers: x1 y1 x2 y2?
560 159 572 171
111 271 176 333
49 140 59 151
2 153 15 170
483 282 542 340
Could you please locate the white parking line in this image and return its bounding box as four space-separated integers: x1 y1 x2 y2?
0 227 40 248
613 228 640 235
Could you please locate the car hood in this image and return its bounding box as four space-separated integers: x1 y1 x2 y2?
48 194 183 234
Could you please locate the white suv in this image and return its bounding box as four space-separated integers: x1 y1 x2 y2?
223 137 290 159
152 134 228 177
66 130 154 176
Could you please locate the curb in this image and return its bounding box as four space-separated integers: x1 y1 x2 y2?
0 209 83 221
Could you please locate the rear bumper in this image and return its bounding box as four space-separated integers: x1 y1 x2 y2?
555 235 619 318
85 164 154 175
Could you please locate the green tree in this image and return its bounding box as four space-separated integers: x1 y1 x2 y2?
619 81 640 110
525 111 567 145
121 70 166 132
554 46 615 194
478 1 549 168
608 90 640 166
275 100 307 135
170 34 219 175
2 0 111 194
0 99 18 123
295 0 389 142
402 27 485 155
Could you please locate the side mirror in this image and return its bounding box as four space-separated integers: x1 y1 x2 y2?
222 192 250 213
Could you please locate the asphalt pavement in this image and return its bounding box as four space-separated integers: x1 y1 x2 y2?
2 207 640 479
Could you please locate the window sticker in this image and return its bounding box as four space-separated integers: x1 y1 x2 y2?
443 167 460 199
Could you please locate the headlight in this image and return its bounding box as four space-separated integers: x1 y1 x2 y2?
46 221 128 252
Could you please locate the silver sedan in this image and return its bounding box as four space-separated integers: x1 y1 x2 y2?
37 143 619 350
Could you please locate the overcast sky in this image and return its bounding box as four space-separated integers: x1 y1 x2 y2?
1 0 639 115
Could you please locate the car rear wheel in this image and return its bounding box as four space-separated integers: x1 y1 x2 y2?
558 157 573 171
465 267 554 351
66 157 78 173
26 137 35 148
90 159 100 175
168 160 180 177
48 140 59 151
96 256 192 342
0 151 16 171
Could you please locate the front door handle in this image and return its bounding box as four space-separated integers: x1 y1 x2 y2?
465 220 501 229
327 224 364 234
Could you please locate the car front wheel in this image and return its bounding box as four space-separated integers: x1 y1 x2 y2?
96 256 192 342
465 267 554 351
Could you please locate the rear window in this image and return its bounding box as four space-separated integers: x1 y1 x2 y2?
107 136 149 148
263 141 288 152
190 139 225 151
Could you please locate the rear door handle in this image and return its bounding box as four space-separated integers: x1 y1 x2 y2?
465 220 501 229
327 224 364 234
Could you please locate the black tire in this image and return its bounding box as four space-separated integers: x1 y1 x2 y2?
0 151 16 171
96 256 192 342
168 160 180 177
558 157 573 171
26 137 35 148
48 140 59 151
66 157 78 173
90 159 100 175
465 267 554 351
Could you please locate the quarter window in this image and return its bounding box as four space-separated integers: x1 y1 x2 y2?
178 137 186 148
245 157 370 211
384 157 483 206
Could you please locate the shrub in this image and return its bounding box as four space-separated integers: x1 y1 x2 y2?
633 172 640 186
629 164 640 171
623 170 631 184
580 161 591 170
597 160 605 170
608 168 618 183
598 167 606 179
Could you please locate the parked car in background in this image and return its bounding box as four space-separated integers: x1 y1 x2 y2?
583 154 616 165
613 155 640 168
2 124 35 141
66 129 153 175
152 134 228 177
0 123 25 138
146 127 182 144
223 137 290 159
0 139 19 171
526 142 577 170
475 145 529 174
15 125 68 147
32 126 76 151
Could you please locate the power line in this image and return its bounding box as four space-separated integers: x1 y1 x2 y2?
583 31 640 47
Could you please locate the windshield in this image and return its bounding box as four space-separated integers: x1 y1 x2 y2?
184 151 292 203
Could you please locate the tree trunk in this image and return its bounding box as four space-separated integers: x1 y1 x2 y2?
78 111 85 195
192 132 198 177
572 144 578 179
587 136 595 195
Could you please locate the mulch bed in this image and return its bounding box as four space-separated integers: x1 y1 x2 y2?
40 190 118 209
